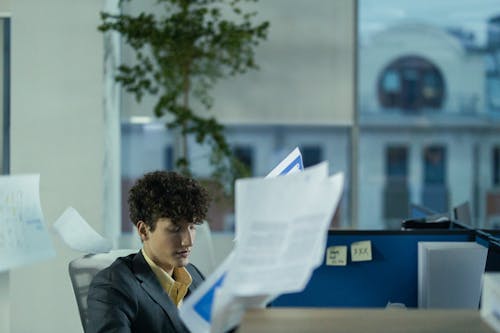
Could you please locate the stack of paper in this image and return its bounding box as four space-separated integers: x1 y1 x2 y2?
180 148 344 333
418 241 488 309
481 273 500 332
226 162 342 295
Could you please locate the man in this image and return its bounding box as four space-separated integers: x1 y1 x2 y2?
87 171 210 333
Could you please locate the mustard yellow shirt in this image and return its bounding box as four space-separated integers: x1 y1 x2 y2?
142 249 192 307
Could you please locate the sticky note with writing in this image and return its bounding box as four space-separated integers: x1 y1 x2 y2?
326 246 347 266
351 240 372 262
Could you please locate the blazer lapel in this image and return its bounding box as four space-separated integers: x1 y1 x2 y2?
132 251 187 333
186 264 202 297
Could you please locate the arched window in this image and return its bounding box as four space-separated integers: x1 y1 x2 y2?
378 56 445 110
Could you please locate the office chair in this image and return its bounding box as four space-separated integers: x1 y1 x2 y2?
68 249 137 332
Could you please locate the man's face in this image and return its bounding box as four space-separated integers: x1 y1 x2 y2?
138 218 197 275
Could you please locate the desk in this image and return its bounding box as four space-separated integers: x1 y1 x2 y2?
237 308 495 333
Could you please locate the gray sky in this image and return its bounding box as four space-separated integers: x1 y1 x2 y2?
359 0 500 45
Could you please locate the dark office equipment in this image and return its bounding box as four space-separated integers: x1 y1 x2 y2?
401 202 456 230
401 217 451 230
402 203 452 229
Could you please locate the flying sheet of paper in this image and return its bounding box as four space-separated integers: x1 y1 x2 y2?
180 147 304 333
0 174 56 272
227 165 344 296
53 207 112 253
237 162 326 243
235 147 304 242
180 252 234 333
210 289 270 333
265 147 304 178
210 166 344 333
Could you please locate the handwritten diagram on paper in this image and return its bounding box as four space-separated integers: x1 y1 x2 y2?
0 174 55 272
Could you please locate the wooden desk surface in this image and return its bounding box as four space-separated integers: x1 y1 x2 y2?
237 308 495 333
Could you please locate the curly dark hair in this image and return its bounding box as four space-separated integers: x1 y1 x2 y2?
128 171 210 231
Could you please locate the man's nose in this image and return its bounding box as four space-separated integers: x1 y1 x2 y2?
181 229 193 247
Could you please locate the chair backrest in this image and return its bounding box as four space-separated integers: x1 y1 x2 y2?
190 221 217 276
68 249 137 332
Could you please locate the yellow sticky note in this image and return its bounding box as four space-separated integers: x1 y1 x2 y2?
326 246 347 266
351 240 372 262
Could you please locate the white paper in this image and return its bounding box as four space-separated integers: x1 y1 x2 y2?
181 241 289 333
53 206 112 253
234 147 304 242
181 147 306 333
210 166 344 332
481 273 500 332
180 252 235 333
210 288 241 333
418 241 487 309
210 290 269 333
227 165 343 296
265 147 303 178
0 174 56 271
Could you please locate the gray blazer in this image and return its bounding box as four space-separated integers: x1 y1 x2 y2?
86 251 204 333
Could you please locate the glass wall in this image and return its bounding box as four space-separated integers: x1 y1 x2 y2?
118 0 500 234
359 0 500 229
119 0 354 234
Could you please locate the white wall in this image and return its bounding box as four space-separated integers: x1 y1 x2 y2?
9 1 105 333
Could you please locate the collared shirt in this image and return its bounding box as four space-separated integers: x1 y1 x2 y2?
142 249 192 307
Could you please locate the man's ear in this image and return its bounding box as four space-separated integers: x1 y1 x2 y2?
137 221 149 242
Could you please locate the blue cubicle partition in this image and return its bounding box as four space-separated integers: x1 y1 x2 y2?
272 229 475 308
